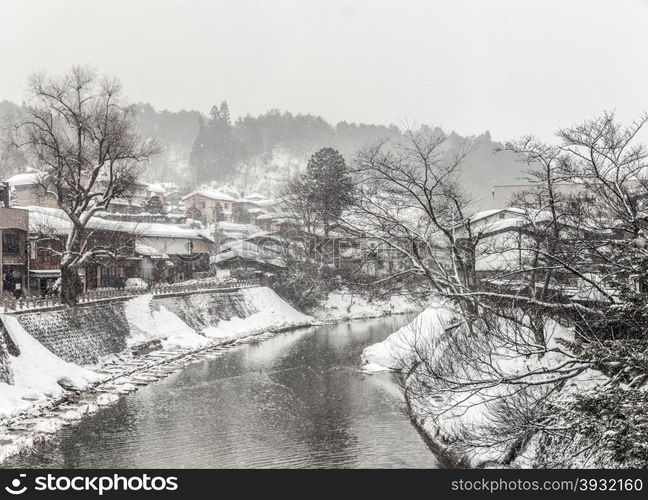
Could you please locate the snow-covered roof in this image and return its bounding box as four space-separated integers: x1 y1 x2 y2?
242 192 263 200
219 221 258 231
108 198 136 206
197 228 213 240
135 243 168 259
5 172 41 186
475 248 521 271
242 193 274 207
145 183 167 194
181 189 240 202
26 206 214 242
256 211 290 221
211 246 286 268
469 208 525 224
219 240 261 252
475 217 526 235
245 230 285 243
29 269 61 277
472 208 558 237
217 222 260 239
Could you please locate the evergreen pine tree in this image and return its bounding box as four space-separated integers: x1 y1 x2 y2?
219 101 231 126
302 148 354 236
190 101 237 183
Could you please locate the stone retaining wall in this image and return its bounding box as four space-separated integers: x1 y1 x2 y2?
0 333 13 384
154 291 252 332
13 302 131 365
0 289 259 369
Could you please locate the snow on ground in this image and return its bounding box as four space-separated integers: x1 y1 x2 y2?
203 287 314 338
360 300 609 466
124 294 208 348
312 291 421 322
0 314 99 419
361 301 456 372
0 287 310 422
0 285 316 462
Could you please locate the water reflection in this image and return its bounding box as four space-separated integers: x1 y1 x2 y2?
6 316 438 469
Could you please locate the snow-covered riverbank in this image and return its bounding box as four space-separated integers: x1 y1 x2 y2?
0 286 314 463
360 302 609 468
0 285 423 465
309 291 421 322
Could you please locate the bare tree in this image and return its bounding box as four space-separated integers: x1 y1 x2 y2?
503 113 648 335
10 66 158 305
280 177 321 260
345 117 648 466
340 127 489 319
559 112 648 237
29 208 144 294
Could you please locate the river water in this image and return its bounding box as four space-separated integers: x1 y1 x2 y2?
6 317 438 468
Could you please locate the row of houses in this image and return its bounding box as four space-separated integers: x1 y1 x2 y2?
0 170 302 296
4 172 172 214
181 188 277 225
4 170 283 225
0 181 216 297
1 183 572 298
450 203 646 303
5 168 620 298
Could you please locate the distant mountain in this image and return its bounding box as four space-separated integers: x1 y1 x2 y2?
0 100 27 179
131 103 202 186
443 130 527 209
0 99 526 208
131 104 526 207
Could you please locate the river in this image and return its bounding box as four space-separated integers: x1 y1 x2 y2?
6 316 439 468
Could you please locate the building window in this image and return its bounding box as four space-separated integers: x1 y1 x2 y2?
499 213 505 219
2 230 21 254
199 201 206 209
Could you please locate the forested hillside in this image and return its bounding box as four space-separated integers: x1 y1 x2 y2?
1 99 525 207
0 100 26 178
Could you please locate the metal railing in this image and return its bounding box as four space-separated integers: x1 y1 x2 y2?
1 278 261 312
151 278 260 296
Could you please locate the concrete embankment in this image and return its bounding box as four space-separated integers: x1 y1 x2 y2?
0 286 314 462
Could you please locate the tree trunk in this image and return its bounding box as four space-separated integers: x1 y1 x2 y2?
60 264 83 307
531 314 546 352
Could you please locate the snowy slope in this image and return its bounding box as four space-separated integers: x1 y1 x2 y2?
0 286 313 422
0 314 99 418
360 301 608 466
203 287 314 338
124 295 208 348
312 291 421 322
361 302 456 372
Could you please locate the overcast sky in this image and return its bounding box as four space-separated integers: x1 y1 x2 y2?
1 0 647 141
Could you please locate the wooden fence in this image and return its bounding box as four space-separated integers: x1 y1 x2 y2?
1 279 260 313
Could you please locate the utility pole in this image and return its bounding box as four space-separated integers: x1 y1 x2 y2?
0 228 3 296
0 182 7 295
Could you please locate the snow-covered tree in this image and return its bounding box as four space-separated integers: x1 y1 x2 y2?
302 147 354 236
143 195 166 214
190 100 236 183
360 116 648 467
10 66 158 306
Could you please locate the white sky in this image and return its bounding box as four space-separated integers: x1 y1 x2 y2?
1 0 647 141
